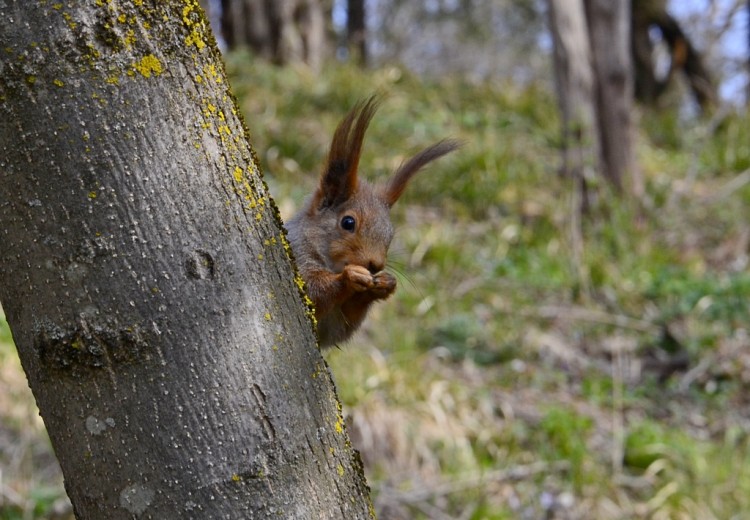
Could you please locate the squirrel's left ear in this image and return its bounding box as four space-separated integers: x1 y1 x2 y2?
314 97 380 210
381 139 461 207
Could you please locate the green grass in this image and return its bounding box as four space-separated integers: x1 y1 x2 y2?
2 53 750 518
0 315 71 520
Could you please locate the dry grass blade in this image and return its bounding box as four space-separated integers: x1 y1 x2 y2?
374 460 571 504
515 305 660 334
703 168 750 203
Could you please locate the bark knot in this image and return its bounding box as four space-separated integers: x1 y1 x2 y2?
34 317 149 372
185 249 215 280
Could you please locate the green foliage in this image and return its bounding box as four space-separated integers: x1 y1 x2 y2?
538 407 594 487
647 268 750 326
220 55 750 517
624 420 678 470
0 487 65 520
0 312 12 346
1 313 71 519
702 111 750 173
623 418 750 515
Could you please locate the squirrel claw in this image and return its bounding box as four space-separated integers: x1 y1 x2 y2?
371 271 397 298
342 264 374 292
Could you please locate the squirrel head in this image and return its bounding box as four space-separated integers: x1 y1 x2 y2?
306 96 460 274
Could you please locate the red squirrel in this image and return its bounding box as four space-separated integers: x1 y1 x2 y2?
285 97 459 347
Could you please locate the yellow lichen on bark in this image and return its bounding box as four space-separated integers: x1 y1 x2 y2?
133 54 163 78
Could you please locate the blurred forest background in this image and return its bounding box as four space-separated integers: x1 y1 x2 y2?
2 0 750 518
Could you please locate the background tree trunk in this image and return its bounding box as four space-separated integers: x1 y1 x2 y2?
292 0 325 71
585 0 641 196
220 0 274 59
546 0 596 294
547 0 640 199
198 0 213 20
631 0 717 111
0 2 372 518
631 0 664 104
547 0 597 192
220 0 324 71
347 0 368 66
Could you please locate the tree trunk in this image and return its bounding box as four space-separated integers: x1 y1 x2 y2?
631 0 664 104
220 0 237 48
0 2 373 518
220 0 324 71
584 0 641 196
220 0 274 59
546 0 595 293
631 0 717 110
547 0 641 198
547 0 597 192
292 0 325 71
347 0 368 66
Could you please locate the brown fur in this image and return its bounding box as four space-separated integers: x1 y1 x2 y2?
286 98 460 347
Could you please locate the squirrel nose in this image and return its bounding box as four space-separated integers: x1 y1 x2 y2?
367 261 384 274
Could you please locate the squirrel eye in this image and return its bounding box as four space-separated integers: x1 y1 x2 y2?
340 215 356 232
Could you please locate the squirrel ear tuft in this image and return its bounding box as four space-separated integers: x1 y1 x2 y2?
315 97 380 209
382 139 461 207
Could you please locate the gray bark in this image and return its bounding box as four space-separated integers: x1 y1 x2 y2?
0 2 372 519
547 0 641 198
585 0 640 195
547 0 597 186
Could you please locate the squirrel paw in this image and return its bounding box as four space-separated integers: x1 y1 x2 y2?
371 271 397 298
342 264 374 292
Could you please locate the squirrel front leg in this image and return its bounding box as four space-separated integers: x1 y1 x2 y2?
336 270 396 343
342 269 396 310
343 266 397 304
369 271 397 299
303 264 393 320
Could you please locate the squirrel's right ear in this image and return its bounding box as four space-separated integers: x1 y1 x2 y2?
382 139 461 207
312 97 380 210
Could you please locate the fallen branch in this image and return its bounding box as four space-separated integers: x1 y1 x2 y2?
374 460 571 504
704 168 750 204
503 305 659 334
